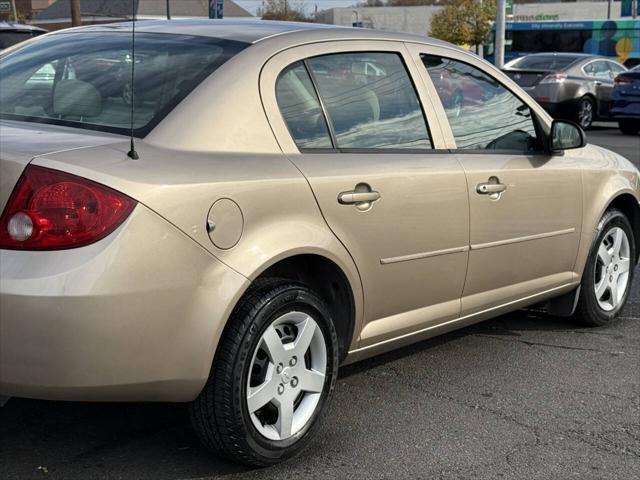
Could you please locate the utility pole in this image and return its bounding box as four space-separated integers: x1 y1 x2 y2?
166 0 171 19
495 0 506 68
10 0 17 22
70 0 81 26
607 0 612 19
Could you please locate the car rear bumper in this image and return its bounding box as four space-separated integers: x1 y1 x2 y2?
0 204 248 402
609 98 640 119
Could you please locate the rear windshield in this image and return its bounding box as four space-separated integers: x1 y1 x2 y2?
0 32 248 137
505 55 580 71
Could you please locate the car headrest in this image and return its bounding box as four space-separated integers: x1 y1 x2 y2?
53 79 102 119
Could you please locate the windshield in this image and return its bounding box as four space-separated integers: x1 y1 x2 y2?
0 32 248 136
505 55 581 71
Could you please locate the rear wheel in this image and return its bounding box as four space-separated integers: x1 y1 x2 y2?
618 119 640 135
573 209 635 326
189 279 339 466
575 96 595 130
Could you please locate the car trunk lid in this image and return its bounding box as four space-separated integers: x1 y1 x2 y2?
503 69 551 88
0 120 125 211
615 71 640 97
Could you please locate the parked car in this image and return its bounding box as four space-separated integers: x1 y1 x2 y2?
611 64 640 135
0 21 46 50
503 53 627 129
0 21 638 466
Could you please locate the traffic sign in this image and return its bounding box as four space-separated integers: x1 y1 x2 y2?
0 2 12 14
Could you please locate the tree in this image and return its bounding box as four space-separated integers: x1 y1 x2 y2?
258 0 312 22
70 0 82 26
429 0 495 48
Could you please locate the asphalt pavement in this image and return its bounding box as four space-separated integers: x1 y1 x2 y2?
1 125 639 480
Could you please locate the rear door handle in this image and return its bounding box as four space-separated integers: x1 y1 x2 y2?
338 183 380 211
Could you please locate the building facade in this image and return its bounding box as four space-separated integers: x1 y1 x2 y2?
316 1 633 35
31 0 253 31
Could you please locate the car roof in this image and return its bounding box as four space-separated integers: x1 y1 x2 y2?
49 18 457 48
0 21 47 32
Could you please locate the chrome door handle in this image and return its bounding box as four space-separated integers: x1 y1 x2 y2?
594 80 602 86
338 191 381 204
338 183 380 211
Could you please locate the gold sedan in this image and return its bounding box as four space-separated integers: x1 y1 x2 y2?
0 20 638 466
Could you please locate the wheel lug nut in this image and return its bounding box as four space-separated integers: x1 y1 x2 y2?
291 377 298 387
289 356 297 367
277 384 285 395
276 363 283 374
609 275 613 282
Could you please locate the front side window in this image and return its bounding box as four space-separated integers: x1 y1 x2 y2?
276 51 433 151
0 32 248 137
422 55 540 152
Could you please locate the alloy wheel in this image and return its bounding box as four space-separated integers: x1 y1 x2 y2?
594 227 631 311
578 99 593 129
247 311 327 441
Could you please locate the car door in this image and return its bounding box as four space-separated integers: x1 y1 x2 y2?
408 46 583 316
260 42 469 347
583 60 615 116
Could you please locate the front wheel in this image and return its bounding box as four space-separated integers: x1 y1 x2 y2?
189 279 339 466
573 209 636 326
575 96 595 130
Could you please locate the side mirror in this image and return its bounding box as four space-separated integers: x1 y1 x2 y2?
550 120 586 153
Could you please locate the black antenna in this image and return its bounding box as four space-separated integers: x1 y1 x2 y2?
127 0 139 160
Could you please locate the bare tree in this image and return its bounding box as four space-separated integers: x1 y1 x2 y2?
70 0 82 26
258 0 311 22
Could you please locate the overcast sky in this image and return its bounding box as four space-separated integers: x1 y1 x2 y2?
235 1 360 16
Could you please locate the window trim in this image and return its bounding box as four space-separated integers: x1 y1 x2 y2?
419 52 548 156
302 59 338 149
277 50 435 153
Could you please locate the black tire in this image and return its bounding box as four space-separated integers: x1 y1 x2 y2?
573 209 636 326
189 278 339 466
618 120 640 135
575 96 595 130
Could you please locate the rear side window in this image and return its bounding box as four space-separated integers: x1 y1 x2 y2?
276 52 432 151
422 55 540 152
276 62 333 149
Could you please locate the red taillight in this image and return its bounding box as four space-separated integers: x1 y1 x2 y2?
615 76 633 85
0 165 136 250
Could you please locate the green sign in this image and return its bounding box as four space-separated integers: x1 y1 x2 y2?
0 2 12 14
506 0 513 16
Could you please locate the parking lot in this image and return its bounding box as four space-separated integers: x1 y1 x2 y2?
1 125 638 480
